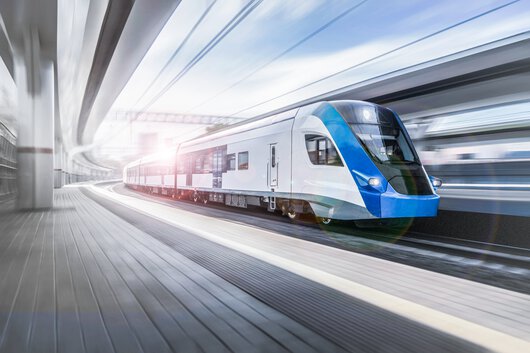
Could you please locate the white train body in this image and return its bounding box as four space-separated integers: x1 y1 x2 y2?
124 101 440 221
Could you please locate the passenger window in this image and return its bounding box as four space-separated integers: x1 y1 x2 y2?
226 154 236 171
203 151 213 173
238 152 249 170
305 135 343 166
271 146 276 168
194 157 202 173
177 157 185 174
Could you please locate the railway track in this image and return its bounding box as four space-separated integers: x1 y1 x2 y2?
104 182 530 294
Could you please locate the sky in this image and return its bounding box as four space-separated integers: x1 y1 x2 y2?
109 0 530 121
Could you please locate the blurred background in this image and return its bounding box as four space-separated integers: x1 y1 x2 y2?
1 0 530 215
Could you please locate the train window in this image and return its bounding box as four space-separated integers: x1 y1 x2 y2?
326 142 341 166
226 154 236 171
194 156 203 173
271 146 276 168
333 102 419 164
177 157 185 174
238 152 249 170
318 139 326 164
305 135 343 166
203 151 213 173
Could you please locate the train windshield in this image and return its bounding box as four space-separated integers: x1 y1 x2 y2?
333 103 419 165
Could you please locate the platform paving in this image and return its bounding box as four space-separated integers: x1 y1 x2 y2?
0 189 343 353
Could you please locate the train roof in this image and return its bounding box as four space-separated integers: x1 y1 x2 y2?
180 107 301 149
124 100 379 169
179 99 385 149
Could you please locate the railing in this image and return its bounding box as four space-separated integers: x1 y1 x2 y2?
0 122 16 200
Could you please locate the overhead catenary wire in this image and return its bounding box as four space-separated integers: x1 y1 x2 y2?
226 0 520 118
161 0 370 143
129 0 268 145
185 0 370 115
92 0 218 146
134 0 265 118
96 0 264 147
163 0 519 144
131 0 219 113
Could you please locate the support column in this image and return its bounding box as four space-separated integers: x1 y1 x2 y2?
53 138 63 188
62 150 68 186
15 31 55 209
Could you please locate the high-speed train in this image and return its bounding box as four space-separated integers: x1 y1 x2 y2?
124 100 441 224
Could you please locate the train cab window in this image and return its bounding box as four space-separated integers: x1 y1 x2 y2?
226 154 236 171
305 135 343 166
238 152 249 170
333 103 418 164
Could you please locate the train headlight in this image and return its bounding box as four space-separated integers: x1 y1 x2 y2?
431 177 442 188
368 178 381 187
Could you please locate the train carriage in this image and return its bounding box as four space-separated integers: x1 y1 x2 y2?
124 100 441 223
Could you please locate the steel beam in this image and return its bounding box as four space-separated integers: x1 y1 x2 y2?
110 111 246 125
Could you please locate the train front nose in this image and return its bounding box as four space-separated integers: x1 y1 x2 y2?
379 183 440 218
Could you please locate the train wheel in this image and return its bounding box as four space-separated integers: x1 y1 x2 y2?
287 207 297 220
317 217 332 225
192 193 199 203
280 203 288 216
202 196 208 204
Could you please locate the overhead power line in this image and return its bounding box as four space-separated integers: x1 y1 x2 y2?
186 0 370 114
137 0 265 116
229 0 519 117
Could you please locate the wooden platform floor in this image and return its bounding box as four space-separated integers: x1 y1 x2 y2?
0 189 342 353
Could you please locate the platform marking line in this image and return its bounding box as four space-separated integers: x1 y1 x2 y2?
88 184 530 353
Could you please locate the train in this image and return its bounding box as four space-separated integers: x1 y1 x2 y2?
124 100 441 224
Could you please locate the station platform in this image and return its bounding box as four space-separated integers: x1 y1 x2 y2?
0 185 528 353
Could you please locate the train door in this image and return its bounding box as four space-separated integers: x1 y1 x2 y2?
269 144 278 187
186 156 192 186
212 147 225 188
